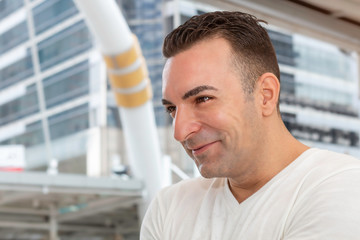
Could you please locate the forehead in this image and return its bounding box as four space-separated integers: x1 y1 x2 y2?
162 38 236 98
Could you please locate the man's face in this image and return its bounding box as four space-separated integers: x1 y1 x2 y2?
162 37 263 179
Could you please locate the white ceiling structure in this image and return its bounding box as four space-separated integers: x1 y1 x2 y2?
0 172 143 239
299 0 360 22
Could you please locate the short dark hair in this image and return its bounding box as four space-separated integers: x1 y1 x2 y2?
163 11 280 95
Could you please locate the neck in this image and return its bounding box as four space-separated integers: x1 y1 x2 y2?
228 121 309 203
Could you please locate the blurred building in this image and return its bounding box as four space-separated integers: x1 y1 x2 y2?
270 30 360 156
0 0 166 239
0 0 169 175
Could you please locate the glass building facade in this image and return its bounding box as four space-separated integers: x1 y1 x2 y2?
0 0 90 171
0 0 166 238
270 30 360 152
0 0 167 174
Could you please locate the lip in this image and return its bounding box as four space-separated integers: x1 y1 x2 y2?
191 141 217 156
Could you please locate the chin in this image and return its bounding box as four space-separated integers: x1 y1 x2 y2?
198 165 219 179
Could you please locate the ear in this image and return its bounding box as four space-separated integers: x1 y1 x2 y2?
257 73 280 117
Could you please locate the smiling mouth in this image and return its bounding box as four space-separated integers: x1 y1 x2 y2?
191 142 217 156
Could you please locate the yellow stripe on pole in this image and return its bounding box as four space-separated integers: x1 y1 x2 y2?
108 61 148 88
103 34 141 68
103 34 152 108
114 84 152 108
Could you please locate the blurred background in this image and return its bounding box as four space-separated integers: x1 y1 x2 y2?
0 0 359 239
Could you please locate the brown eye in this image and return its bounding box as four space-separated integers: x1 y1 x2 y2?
195 96 212 103
165 106 176 118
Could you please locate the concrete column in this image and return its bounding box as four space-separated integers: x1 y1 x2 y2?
114 224 124 240
49 204 58 240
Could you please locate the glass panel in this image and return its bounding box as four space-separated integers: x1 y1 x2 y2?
268 29 295 66
280 72 295 96
107 107 121 128
268 28 358 117
0 121 44 147
296 82 353 107
37 20 92 71
0 50 34 90
0 0 24 21
293 35 355 81
0 21 28 54
48 104 89 140
43 61 89 108
132 23 163 57
155 106 171 127
33 0 78 34
0 84 39 126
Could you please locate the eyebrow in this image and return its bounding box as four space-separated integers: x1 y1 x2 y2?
182 85 218 100
182 85 217 100
161 99 173 105
162 85 218 105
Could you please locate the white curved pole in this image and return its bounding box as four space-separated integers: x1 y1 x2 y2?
73 0 164 201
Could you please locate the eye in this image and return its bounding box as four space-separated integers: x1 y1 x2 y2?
195 96 212 104
165 106 176 118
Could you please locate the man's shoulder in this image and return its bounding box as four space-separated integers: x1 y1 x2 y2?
291 148 360 199
306 148 360 170
283 149 360 239
156 177 225 203
162 176 224 193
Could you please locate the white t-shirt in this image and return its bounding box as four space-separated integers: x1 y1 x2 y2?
140 148 360 240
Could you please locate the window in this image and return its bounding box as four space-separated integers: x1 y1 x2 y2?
107 107 121 128
0 21 28 54
43 61 89 108
48 104 89 140
268 30 295 66
280 72 295 96
37 21 92 71
293 35 355 81
0 51 34 90
0 121 44 147
0 0 23 21
155 106 172 127
0 84 39 126
33 0 78 34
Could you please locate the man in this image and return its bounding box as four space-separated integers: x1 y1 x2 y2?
140 11 360 239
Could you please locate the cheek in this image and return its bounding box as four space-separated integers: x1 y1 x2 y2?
199 111 229 130
200 110 243 144
210 107 243 129
212 105 257 143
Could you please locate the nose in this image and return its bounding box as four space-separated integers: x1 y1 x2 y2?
173 106 201 142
